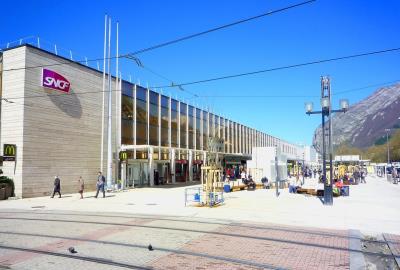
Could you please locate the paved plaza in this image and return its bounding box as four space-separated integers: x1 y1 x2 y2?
0 175 399 269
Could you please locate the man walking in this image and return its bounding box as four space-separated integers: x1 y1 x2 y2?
392 167 398 184
95 172 106 198
360 169 367 184
78 176 84 199
51 176 61 198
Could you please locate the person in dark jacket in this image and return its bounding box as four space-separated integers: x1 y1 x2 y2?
51 176 61 198
95 172 106 198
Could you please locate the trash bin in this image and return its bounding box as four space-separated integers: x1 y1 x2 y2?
341 186 349 196
223 184 231 193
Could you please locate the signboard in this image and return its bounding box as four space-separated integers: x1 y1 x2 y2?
119 151 128 161
3 144 16 161
41 68 71 93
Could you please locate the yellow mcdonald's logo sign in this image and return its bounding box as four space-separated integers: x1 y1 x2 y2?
119 151 128 161
3 144 16 157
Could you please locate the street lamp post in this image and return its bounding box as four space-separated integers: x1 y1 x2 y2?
305 76 348 205
302 152 305 185
385 128 391 165
275 145 280 197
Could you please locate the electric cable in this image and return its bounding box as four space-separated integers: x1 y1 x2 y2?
124 0 316 56
151 47 400 88
0 0 316 74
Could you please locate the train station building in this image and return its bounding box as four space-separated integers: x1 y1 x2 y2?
0 44 307 198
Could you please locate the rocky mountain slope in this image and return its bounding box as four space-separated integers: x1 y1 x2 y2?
313 83 400 152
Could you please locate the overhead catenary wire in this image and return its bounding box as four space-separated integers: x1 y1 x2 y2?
0 0 316 74
151 47 400 88
124 0 316 56
186 79 400 99
2 78 398 102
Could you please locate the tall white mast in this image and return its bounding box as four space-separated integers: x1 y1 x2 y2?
100 14 107 173
106 17 113 188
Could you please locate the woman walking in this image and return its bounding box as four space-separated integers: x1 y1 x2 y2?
78 176 84 199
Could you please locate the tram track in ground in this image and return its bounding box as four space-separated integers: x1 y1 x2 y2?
1 210 399 269
0 227 399 268
0 241 286 270
361 234 400 269
0 244 153 270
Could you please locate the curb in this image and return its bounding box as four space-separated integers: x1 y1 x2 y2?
349 229 366 270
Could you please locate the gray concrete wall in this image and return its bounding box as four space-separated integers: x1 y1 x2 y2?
2 46 118 198
1 46 26 196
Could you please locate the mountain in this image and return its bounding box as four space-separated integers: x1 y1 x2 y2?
312 83 400 152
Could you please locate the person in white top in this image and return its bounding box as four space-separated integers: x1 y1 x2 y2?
241 171 247 183
289 177 297 193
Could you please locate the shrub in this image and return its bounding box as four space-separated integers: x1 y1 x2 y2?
0 176 14 197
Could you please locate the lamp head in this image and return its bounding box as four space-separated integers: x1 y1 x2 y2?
305 102 313 113
339 99 349 111
321 97 330 109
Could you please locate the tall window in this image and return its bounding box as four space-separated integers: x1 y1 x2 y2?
219 117 224 139
121 95 133 145
149 91 159 146
203 111 208 150
209 113 214 139
161 96 169 147
196 108 201 150
171 99 178 147
232 122 237 153
136 87 147 145
188 106 194 149
240 125 243 153
180 103 187 148
225 119 229 153
214 115 219 138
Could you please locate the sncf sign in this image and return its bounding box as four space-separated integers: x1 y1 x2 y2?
41 69 70 93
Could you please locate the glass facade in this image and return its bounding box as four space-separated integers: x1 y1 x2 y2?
149 91 159 146
119 84 289 158
214 114 219 138
202 111 208 150
171 99 178 147
136 87 147 145
209 114 214 140
121 95 133 145
196 108 201 150
180 103 187 148
188 106 194 149
161 96 169 147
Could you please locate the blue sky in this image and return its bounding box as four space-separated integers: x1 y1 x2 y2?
1 0 399 145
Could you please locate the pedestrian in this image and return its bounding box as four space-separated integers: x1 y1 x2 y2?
313 169 317 179
95 171 106 198
289 177 297 193
261 177 269 189
51 176 61 198
241 170 247 184
360 169 366 184
392 167 398 184
78 176 84 199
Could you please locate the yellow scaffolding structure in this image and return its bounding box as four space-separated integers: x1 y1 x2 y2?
200 165 224 206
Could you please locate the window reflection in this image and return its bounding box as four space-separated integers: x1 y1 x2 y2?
171 99 178 147
121 95 133 145
136 87 147 145
161 96 169 147
180 103 187 148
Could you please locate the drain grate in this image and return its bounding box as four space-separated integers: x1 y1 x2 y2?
31 206 45 209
